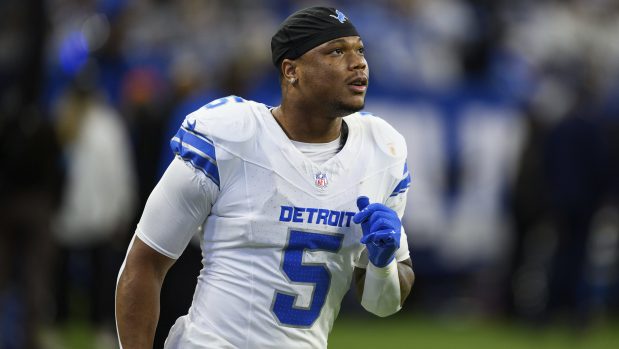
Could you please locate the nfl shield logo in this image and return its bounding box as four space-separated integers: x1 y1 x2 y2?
314 172 328 189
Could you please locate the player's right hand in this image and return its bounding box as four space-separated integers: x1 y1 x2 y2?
353 196 401 268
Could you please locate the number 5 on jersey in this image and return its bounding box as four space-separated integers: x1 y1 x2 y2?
271 230 344 327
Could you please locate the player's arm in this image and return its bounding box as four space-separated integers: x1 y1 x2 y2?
115 154 216 347
116 237 175 348
352 193 414 317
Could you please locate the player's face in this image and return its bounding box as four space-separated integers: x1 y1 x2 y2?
296 36 368 115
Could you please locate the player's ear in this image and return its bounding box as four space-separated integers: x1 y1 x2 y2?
281 59 298 85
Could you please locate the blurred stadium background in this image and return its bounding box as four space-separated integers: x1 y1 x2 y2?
2 0 619 348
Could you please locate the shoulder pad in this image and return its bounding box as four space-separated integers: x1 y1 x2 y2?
183 96 257 143
351 112 407 160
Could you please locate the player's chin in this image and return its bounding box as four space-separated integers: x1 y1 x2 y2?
339 95 365 114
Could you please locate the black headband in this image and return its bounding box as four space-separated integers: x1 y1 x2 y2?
271 7 359 68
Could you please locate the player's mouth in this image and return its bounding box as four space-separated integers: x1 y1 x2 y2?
347 76 368 93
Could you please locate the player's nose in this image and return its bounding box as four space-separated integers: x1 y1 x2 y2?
348 53 367 71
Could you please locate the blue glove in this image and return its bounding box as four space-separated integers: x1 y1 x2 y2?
353 196 401 268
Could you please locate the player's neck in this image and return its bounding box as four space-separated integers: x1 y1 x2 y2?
272 104 343 143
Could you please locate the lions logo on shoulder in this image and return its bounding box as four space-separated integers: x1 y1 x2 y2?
314 172 328 189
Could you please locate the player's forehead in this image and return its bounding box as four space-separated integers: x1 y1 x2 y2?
313 36 364 50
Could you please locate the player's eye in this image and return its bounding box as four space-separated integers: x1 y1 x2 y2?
358 47 365 55
331 48 344 55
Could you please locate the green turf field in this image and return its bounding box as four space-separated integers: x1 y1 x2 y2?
329 313 618 349
53 312 618 348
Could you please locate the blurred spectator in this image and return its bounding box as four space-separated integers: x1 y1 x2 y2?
0 0 63 348
543 92 609 326
501 0 619 325
121 65 170 212
504 105 555 321
50 69 136 347
0 110 63 349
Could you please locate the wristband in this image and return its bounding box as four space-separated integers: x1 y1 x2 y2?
361 259 401 317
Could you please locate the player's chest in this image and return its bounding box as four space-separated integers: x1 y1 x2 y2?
212 166 366 249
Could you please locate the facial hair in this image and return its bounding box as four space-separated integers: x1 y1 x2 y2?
333 99 365 117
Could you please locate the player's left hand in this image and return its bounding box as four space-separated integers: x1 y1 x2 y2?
353 196 401 268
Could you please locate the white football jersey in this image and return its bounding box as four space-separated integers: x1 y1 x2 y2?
137 96 411 349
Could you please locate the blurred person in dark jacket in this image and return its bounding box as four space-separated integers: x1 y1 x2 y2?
543 80 609 326
0 0 64 348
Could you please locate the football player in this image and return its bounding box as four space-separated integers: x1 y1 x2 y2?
116 7 414 349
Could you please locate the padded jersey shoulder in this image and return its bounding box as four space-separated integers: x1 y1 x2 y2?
182 96 260 143
346 111 407 161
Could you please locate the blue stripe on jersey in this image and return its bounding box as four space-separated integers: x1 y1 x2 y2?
390 163 411 197
175 127 217 160
170 127 220 186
